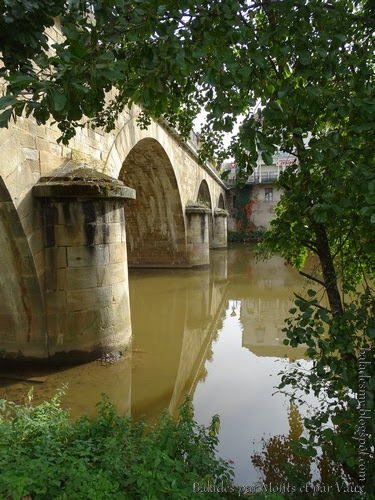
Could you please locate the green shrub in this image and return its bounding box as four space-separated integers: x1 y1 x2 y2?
0 392 236 499
228 229 266 243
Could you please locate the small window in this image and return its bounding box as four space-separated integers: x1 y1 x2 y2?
265 188 273 201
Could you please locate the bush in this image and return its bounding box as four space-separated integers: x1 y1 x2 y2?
0 392 236 499
228 228 266 243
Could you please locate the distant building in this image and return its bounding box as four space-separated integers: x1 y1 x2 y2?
224 152 297 231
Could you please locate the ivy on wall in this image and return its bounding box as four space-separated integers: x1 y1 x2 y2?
228 185 262 242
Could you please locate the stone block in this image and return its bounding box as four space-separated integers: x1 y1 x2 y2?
106 222 123 243
22 147 39 162
34 250 44 276
45 290 67 313
67 245 110 267
45 268 57 291
56 268 67 290
109 242 125 263
40 150 65 176
66 267 98 290
46 313 66 336
112 281 128 304
107 206 124 223
55 224 85 247
36 137 51 152
45 247 67 269
66 285 112 311
97 262 126 286
65 309 101 337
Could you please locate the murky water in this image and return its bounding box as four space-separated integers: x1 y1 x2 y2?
0 245 313 485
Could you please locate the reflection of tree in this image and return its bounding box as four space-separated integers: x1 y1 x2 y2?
251 403 354 497
251 403 311 486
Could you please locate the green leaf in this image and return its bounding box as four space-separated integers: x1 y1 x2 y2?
317 47 328 58
335 33 347 42
299 50 311 65
261 152 273 165
50 90 67 112
101 69 125 82
292 127 303 135
0 95 18 109
0 108 13 126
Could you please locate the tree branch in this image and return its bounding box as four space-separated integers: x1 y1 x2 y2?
294 293 331 313
298 270 326 288
300 239 318 253
332 228 353 259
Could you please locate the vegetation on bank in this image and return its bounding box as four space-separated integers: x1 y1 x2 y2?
228 229 265 243
0 392 238 500
1 389 372 500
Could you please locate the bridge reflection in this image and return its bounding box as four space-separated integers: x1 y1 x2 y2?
0 246 306 422
130 246 306 419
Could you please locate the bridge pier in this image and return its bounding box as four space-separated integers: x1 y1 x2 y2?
33 165 135 363
212 209 228 249
185 206 211 267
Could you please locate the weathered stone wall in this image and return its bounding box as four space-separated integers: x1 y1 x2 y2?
32 167 134 363
0 178 47 361
0 74 227 361
250 183 283 229
185 208 210 267
39 199 131 362
212 211 228 249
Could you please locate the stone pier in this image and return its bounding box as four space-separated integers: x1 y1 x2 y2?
185 206 211 267
33 164 135 363
212 209 228 248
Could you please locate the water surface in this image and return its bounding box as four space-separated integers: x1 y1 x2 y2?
0 245 312 485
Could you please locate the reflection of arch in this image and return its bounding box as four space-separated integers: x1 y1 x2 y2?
218 193 225 209
197 179 212 208
0 177 47 359
119 138 187 267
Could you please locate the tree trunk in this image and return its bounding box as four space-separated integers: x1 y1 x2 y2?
313 222 344 318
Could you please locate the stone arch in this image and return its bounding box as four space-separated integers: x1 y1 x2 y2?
119 138 187 267
218 193 225 209
196 179 212 208
196 179 213 247
0 177 47 360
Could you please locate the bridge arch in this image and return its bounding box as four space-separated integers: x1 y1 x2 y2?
196 179 213 247
0 177 47 360
196 179 212 208
119 138 187 267
218 193 225 209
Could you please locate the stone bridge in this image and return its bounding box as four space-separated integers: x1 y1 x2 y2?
0 105 228 364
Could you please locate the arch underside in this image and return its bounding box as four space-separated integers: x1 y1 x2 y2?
0 177 47 359
120 138 187 267
218 193 225 208
197 179 212 208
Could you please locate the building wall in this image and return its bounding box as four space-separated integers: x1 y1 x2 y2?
250 183 284 229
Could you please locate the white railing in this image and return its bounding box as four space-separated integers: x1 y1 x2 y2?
247 172 279 184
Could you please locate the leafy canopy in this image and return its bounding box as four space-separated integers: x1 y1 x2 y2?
1 1 373 161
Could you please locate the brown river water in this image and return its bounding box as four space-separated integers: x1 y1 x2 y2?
0 245 314 485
